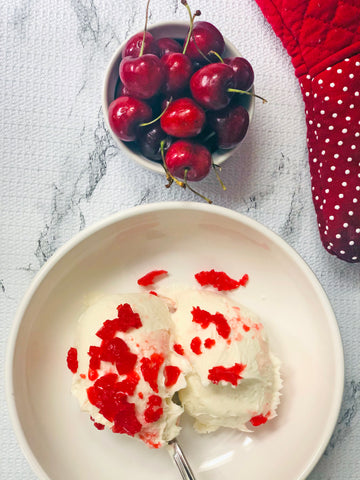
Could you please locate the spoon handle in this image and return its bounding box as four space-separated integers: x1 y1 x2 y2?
168 439 197 480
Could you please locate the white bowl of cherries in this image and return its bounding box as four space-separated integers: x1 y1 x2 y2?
103 0 262 201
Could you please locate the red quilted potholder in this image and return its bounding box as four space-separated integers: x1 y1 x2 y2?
255 0 360 263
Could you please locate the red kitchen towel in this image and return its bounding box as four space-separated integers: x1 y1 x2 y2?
255 0 360 263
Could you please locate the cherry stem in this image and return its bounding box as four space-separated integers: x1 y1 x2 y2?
183 169 213 204
181 1 201 55
227 87 267 104
160 140 185 188
139 0 151 57
209 50 224 63
139 97 173 127
212 163 227 191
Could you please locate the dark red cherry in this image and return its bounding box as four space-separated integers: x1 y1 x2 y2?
160 97 205 138
120 54 165 99
136 122 172 161
156 37 182 56
185 21 225 62
161 53 193 96
165 140 211 181
224 57 254 91
122 32 160 58
207 104 249 149
190 63 235 110
108 96 152 142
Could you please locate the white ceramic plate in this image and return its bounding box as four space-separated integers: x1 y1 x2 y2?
6 202 344 480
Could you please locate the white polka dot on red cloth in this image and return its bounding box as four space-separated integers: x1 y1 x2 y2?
303 53 360 262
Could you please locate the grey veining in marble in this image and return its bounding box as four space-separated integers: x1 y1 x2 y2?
1 0 359 479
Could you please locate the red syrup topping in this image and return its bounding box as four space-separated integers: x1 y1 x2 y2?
164 366 181 387
96 303 142 340
144 395 163 423
192 307 231 339
208 363 246 386
195 269 249 291
173 344 184 355
137 270 168 286
250 414 268 427
243 324 250 332
138 392 144 399
67 347 78 373
80 373 86 379
204 338 215 349
190 336 202 355
140 353 164 393
149 291 158 296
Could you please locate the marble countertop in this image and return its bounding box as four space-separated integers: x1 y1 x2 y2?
1 0 359 478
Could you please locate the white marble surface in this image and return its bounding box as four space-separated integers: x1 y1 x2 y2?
1 0 359 478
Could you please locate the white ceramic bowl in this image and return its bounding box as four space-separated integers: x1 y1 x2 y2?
102 22 255 175
6 202 343 480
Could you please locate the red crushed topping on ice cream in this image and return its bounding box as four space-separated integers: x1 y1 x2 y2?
80 373 86 379
116 371 140 396
164 365 181 387
140 353 164 393
96 304 142 340
194 269 249 291
93 422 105 430
204 338 215 349
112 402 142 436
149 291 158 296
190 336 202 355
139 432 162 449
87 373 142 436
117 303 142 331
87 373 123 421
138 392 144 399
192 307 231 339
208 363 246 386
67 347 78 373
144 395 163 423
98 337 137 375
137 270 168 286
88 369 99 381
250 414 268 427
239 273 249 286
173 343 184 355
243 324 250 332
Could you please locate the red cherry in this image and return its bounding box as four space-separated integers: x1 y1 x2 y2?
185 21 225 62
160 98 205 138
122 32 160 58
161 53 193 96
165 140 211 181
190 63 235 110
224 57 254 91
207 104 249 149
120 54 165 99
108 96 152 142
156 37 182 56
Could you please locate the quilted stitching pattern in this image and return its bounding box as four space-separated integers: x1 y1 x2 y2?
257 0 360 76
255 0 360 262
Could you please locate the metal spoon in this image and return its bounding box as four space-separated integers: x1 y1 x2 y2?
168 438 197 480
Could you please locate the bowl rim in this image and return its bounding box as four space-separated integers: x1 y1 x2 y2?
6 201 344 480
102 21 255 176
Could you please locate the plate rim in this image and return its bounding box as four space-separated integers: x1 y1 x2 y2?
5 201 345 480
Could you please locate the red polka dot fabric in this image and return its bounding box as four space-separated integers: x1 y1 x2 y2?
255 0 360 262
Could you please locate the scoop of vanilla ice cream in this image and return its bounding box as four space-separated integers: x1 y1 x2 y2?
163 288 281 433
71 293 189 448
